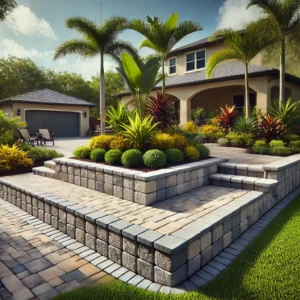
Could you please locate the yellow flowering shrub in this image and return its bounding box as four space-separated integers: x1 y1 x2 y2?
109 136 129 151
89 135 115 150
211 118 219 126
183 121 198 133
0 144 33 173
184 145 200 161
152 133 174 150
172 134 189 150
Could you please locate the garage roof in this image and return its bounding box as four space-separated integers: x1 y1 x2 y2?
0 89 95 107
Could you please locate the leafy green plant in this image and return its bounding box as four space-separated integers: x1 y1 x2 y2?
152 133 174 150
73 146 91 159
285 134 300 141
121 149 143 168
270 140 285 147
104 149 122 165
172 134 189 150
226 132 254 147
143 149 166 169
184 145 200 161
252 139 269 154
217 105 239 131
147 92 177 130
258 113 286 143
89 135 115 150
270 99 300 127
164 148 184 164
233 116 257 133
270 146 291 156
290 140 300 148
196 144 210 158
120 114 159 150
27 147 63 161
0 144 33 173
90 149 106 162
217 138 228 146
192 107 205 121
109 136 129 151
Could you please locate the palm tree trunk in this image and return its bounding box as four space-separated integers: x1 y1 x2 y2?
161 57 165 95
279 40 286 105
100 53 105 134
245 64 250 119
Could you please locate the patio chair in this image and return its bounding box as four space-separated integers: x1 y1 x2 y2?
93 125 100 136
17 129 39 146
38 129 55 146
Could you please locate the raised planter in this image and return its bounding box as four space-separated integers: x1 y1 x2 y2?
53 157 227 206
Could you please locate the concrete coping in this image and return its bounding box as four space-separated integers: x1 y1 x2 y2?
53 157 227 182
263 154 300 171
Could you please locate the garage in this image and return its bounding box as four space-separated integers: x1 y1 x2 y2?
0 89 94 137
26 110 80 137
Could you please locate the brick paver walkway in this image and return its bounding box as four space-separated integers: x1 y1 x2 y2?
1 174 249 235
0 199 114 300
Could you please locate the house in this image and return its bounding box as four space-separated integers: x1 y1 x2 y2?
0 89 94 137
118 36 300 124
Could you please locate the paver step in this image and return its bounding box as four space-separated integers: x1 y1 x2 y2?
209 173 278 193
32 166 57 179
44 160 56 170
218 163 264 178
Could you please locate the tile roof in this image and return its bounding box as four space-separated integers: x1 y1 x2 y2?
0 89 95 106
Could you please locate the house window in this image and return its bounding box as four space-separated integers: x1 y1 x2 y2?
186 49 206 72
169 57 176 74
233 94 257 111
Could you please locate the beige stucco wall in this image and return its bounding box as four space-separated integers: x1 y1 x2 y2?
10 103 90 136
0 103 13 116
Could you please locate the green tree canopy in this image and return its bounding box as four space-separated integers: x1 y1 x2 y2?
0 0 16 21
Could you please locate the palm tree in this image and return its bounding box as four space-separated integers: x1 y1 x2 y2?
0 0 17 21
54 17 138 134
206 22 275 118
248 0 300 104
127 13 203 94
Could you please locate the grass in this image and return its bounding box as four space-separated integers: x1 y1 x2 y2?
54 196 300 300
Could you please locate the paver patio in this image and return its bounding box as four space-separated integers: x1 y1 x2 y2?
0 199 114 300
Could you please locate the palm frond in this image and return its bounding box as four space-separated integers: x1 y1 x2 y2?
173 21 203 43
106 40 139 61
164 12 179 31
140 39 157 51
53 39 98 60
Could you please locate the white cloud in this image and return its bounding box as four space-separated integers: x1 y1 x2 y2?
217 0 262 30
4 5 56 40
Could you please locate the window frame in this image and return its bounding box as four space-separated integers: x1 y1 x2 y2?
232 93 257 111
185 49 206 73
168 56 177 75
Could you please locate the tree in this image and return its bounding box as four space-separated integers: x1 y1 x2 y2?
206 23 275 118
54 17 138 134
248 0 300 104
128 13 202 94
117 53 161 118
0 0 16 21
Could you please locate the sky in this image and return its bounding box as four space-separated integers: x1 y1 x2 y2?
0 0 262 80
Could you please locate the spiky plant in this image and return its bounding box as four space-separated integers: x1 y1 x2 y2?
207 22 276 118
54 17 138 134
147 92 176 130
127 13 202 94
217 105 239 132
258 113 286 142
248 0 300 104
233 116 258 134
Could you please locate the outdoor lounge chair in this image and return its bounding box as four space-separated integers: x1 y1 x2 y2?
17 129 39 146
38 129 55 146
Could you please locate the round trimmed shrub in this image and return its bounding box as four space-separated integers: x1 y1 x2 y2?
104 149 122 165
90 148 106 162
73 146 91 159
152 133 174 150
164 148 184 164
196 144 210 158
121 149 143 168
184 146 200 161
143 149 166 169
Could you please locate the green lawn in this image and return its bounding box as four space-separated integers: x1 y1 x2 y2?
54 196 300 300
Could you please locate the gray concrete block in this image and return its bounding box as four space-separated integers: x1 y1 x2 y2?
154 264 187 287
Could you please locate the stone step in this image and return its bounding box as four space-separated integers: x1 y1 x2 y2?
44 160 56 170
218 163 264 178
209 173 278 193
32 166 57 179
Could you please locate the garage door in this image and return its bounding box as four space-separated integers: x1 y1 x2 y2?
25 110 80 137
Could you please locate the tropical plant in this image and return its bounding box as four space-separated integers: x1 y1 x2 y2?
0 110 26 145
54 16 138 134
117 53 161 118
0 0 16 21
192 107 205 122
121 149 143 168
120 114 159 150
128 13 202 93
147 92 176 130
217 105 239 131
207 23 276 118
233 116 258 133
143 149 166 169
270 98 300 127
0 144 32 173
248 0 300 103
258 113 286 142
104 102 134 133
